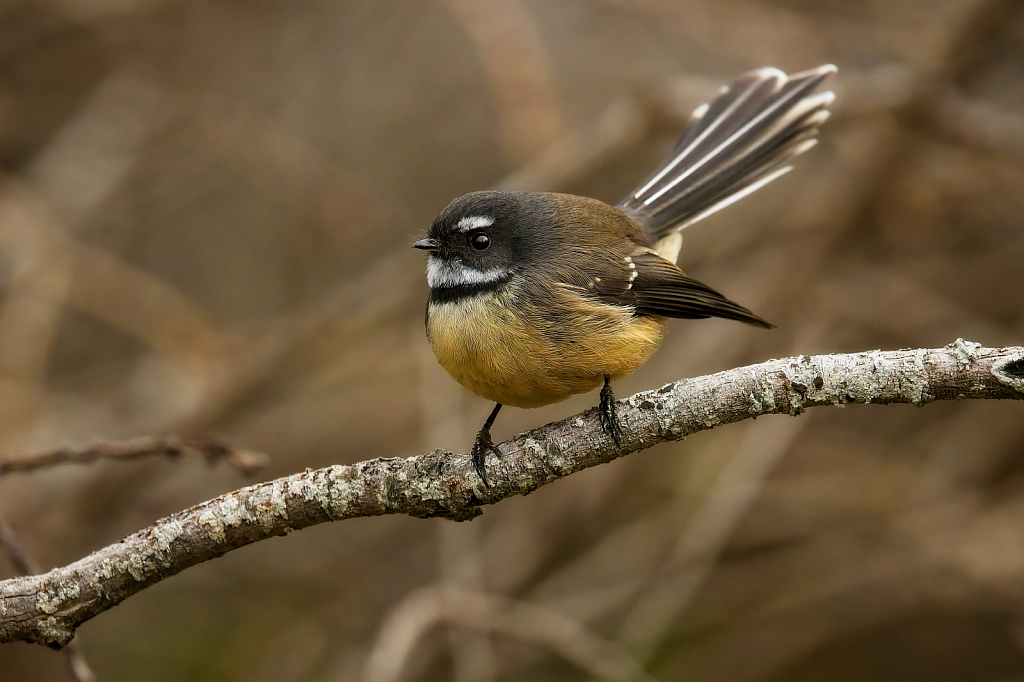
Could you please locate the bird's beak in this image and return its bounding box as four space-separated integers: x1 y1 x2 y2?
412 238 440 252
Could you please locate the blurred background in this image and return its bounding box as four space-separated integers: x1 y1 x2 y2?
1 0 1023 680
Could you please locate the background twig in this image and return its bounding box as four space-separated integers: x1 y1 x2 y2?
0 435 269 477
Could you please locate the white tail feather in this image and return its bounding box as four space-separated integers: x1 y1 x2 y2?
618 64 836 240
676 165 794 231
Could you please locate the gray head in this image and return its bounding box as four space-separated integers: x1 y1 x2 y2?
413 191 557 291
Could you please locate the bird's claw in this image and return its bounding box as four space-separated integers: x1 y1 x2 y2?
470 429 501 486
599 382 623 446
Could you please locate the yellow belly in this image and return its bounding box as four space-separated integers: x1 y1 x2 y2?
425 283 665 409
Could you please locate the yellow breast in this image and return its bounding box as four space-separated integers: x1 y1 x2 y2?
426 280 664 408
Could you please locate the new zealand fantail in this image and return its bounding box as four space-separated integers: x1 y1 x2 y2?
413 65 836 483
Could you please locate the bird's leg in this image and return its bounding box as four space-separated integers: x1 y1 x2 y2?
470 403 503 485
599 375 623 446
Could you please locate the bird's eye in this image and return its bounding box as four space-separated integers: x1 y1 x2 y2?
470 232 490 251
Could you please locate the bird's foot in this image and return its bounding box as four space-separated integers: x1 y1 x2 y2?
470 428 501 486
599 379 623 446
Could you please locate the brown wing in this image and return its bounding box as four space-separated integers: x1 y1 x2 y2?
589 249 773 328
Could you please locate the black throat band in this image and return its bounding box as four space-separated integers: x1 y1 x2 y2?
428 274 512 305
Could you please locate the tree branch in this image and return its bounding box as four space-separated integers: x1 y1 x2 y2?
2 340 1022 649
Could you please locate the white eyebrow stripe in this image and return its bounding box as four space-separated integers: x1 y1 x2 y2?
455 215 495 232
427 258 508 289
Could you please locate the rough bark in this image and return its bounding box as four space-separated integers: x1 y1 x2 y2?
1 340 1022 648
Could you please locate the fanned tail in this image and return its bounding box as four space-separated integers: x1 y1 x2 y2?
618 64 836 260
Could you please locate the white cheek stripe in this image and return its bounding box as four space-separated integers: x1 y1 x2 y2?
427 257 508 288
455 215 495 232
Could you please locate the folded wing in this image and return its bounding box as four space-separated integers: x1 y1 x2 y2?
588 249 772 328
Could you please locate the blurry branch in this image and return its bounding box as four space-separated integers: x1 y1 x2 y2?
841 0 1022 237
0 435 269 477
24 71 176 230
617 416 810 659
0 180 75 425
0 518 95 682
1 340 1022 648
0 71 208 432
65 241 221 365
931 89 1024 164
0 177 220 422
364 587 656 682
171 248 419 435
439 0 564 162
0 517 39 577
499 97 649 192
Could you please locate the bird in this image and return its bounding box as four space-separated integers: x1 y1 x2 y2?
413 64 836 484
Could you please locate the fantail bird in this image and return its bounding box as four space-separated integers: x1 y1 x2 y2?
414 64 836 483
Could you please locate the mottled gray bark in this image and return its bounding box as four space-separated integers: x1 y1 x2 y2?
2 340 1022 648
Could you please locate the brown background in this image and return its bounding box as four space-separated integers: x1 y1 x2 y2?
1 0 1024 680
